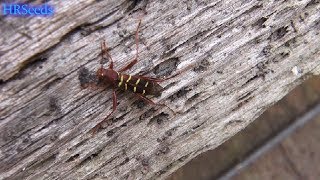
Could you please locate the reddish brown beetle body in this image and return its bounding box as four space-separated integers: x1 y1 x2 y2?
97 67 118 87
84 20 177 133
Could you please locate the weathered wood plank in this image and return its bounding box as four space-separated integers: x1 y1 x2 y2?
0 0 320 179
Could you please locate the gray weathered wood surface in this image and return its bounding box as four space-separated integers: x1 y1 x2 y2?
1 0 320 179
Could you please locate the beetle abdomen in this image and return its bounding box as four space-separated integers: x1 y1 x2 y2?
116 74 163 96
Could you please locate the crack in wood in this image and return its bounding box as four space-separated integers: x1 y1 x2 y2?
306 0 320 8
153 57 179 77
148 112 170 125
269 26 289 41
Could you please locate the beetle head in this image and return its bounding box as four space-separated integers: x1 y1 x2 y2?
97 67 118 85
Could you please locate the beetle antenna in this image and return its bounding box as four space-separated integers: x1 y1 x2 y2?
100 40 115 69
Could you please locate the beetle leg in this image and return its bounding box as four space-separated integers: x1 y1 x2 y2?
81 82 99 90
90 90 117 134
101 40 114 69
119 19 141 72
135 93 176 115
139 72 181 82
119 58 137 73
138 63 192 82
135 93 156 105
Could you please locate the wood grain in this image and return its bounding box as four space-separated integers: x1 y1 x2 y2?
1 0 320 179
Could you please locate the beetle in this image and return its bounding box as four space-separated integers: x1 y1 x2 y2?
83 20 178 133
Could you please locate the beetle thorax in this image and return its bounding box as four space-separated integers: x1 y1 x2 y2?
97 67 118 85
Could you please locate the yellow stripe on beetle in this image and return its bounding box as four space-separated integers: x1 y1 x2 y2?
135 78 140 85
118 75 124 87
145 81 149 87
126 75 131 83
142 89 146 94
134 86 137 92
